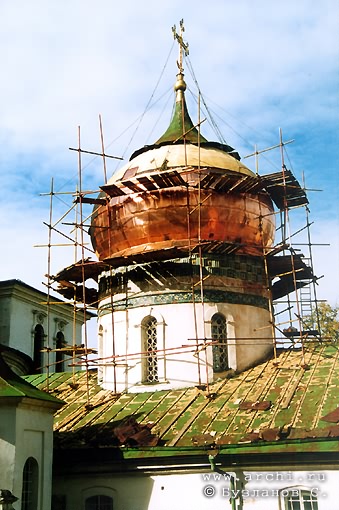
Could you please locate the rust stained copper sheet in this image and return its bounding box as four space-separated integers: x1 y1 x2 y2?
91 187 275 261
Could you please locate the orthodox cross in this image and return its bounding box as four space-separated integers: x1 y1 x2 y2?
172 19 189 73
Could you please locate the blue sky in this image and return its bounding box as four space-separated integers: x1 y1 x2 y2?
1 0 338 306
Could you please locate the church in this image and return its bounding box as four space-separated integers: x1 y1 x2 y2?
0 22 338 510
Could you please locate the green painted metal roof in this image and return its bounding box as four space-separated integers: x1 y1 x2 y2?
25 344 339 457
154 72 207 146
0 353 63 406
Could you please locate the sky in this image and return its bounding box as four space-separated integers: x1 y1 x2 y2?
1 0 338 316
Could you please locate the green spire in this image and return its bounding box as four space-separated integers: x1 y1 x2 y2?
155 71 208 145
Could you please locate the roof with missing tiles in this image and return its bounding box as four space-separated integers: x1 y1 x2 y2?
25 344 339 458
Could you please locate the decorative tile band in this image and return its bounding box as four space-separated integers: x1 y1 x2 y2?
98 253 266 298
98 289 269 316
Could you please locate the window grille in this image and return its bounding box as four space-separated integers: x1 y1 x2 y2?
85 495 113 510
284 488 318 510
211 313 228 372
143 316 158 383
21 457 39 510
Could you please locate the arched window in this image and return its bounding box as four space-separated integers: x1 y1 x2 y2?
281 487 318 510
85 495 113 510
55 331 65 372
21 457 39 510
33 325 44 373
142 316 158 383
211 313 228 372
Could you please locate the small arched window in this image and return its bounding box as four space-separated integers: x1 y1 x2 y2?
21 457 39 510
33 325 44 373
211 313 228 372
142 316 158 383
55 331 65 372
85 495 113 510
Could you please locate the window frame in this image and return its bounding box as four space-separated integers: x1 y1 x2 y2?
55 331 65 372
81 487 116 510
281 486 319 510
211 312 228 372
84 494 113 510
33 324 44 374
141 315 159 384
21 457 39 510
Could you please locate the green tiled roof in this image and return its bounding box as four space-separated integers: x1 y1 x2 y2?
25 344 339 458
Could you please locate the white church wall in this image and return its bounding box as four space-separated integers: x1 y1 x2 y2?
13 402 55 510
51 469 337 510
230 303 273 372
0 405 16 492
0 401 55 510
98 298 273 393
0 280 88 373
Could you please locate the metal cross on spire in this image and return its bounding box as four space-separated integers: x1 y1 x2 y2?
172 19 189 73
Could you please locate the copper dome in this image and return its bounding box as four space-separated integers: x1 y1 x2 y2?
90 73 275 262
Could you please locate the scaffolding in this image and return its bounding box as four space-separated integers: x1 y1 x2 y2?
35 22 325 399
244 132 324 366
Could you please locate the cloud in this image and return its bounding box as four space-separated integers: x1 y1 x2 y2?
0 0 338 308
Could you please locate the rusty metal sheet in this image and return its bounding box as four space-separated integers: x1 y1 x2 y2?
288 428 330 440
328 425 339 437
210 174 237 192
164 170 188 187
57 285 98 306
272 278 310 300
240 432 260 443
151 170 187 189
197 172 263 195
215 435 235 445
51 259 109 283
113 417 158 447
127 427 159 447
100 183 126 197
136 176 158 191
113 417 142 442
199 172 220 189
260 427 282 441
261 168 308 209
267 254 314 279
75 196 107 206
238 401 271 411
321 407 339 423
231 176 263 193
121 180 145 193
191 433 216 446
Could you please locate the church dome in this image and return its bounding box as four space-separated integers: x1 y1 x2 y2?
90 72 275 262
107 142 255 185
106 70 255 185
